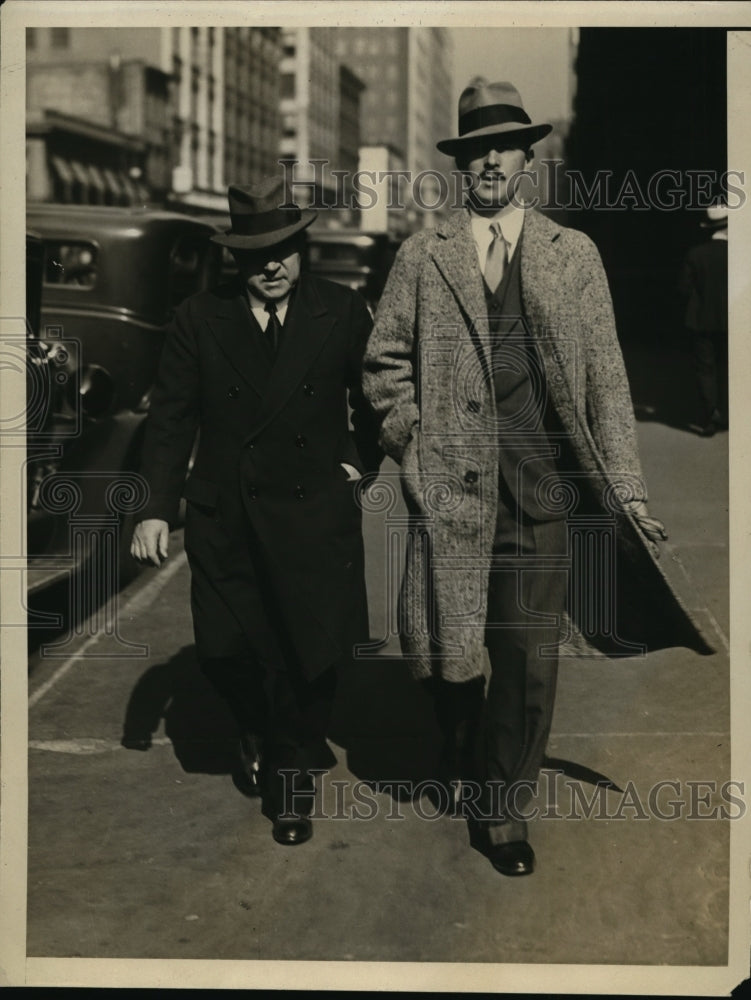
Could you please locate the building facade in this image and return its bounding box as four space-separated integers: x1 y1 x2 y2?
279 28 342 212
334 26 454 228
26 25 283 212
26 27 168 204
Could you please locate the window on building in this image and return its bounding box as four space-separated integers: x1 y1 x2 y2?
50 27 70 49
280 73 295 99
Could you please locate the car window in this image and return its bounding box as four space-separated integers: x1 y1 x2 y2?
43 241 97 288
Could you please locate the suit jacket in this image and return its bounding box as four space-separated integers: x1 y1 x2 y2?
363 208 714 682
139 273 381 678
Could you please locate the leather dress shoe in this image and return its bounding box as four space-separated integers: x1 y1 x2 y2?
487 840 535 877
272 815 313 846
269 772 315 846
236 733 263 797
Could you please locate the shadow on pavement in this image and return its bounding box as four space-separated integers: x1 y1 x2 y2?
119 646 622 805
120 643 238 775
119 645 442 798
330 655 440 799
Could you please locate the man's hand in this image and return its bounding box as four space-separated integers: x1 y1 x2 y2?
623 500 668 557
131 519 170 567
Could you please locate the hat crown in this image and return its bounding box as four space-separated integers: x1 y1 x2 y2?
228 176 296 217
211 172 317 249
459 78 526 119
435 76 551 155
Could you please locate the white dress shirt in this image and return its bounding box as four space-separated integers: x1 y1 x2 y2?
469 202 526 273
248 290 290 329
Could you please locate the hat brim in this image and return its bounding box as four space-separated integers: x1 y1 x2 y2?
210 209 317 249
437 122 553 156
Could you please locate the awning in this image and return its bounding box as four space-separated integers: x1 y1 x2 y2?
119 172 139 203
69 159 91 187
50 155 74 185
87 164 107 196
102 168 123 200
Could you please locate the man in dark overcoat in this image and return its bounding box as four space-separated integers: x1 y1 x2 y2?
681 203 729 436
131 175 381 846
363 79 713 877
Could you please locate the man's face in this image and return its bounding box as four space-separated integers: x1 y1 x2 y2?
233 235 302 301
459 139 531 210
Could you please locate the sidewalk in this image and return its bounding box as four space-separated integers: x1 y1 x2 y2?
26 414 730 966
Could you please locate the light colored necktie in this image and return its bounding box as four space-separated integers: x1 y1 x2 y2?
484 221 509 293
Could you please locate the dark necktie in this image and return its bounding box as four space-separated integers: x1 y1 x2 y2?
264 300 281 356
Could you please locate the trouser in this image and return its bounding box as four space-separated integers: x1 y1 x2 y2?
430 490 568 845
480 512 568 843
691 328 728 425
200 652 338 810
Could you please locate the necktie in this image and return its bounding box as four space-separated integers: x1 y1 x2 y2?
264 300 281 356
484 221 509 293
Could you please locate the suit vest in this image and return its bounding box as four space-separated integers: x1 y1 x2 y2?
484 231 565 524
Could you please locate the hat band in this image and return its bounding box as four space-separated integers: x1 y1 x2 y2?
230 205 301 236
459 103 532 136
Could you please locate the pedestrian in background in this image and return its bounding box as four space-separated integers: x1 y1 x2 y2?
681 203 729 437
364 78 712 878
131 174 381 847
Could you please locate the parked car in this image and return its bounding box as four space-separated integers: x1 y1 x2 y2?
25 203 221 593
306 229 401 315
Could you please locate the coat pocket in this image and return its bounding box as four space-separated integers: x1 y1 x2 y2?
182 475 220 512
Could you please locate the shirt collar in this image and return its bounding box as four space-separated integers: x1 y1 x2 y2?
247 288 291 324
468 201 526 257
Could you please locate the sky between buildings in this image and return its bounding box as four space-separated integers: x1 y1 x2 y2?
450 28 574 124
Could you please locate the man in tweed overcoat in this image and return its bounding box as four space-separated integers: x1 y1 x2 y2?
363 79 712 877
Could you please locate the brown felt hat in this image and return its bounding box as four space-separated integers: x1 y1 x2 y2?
437 78 552 157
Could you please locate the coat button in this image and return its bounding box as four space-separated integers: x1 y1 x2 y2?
295 434 307 448
464 470 478 485
303 383 315 396
294 485 305 499
247 486 258 500
228 385 240 398
467 399 481 414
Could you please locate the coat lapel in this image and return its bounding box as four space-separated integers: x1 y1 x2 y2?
204 280 272 398
519 210 577 425
250 274 335 435
429 211 492 373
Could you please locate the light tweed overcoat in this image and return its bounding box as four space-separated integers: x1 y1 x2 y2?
363 208 714 682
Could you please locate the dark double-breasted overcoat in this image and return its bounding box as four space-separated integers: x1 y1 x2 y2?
363 208 715 682
139 273 381 679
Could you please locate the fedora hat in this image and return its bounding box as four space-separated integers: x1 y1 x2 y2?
436 78 552 157
700 203 728 229
211 175 317 250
